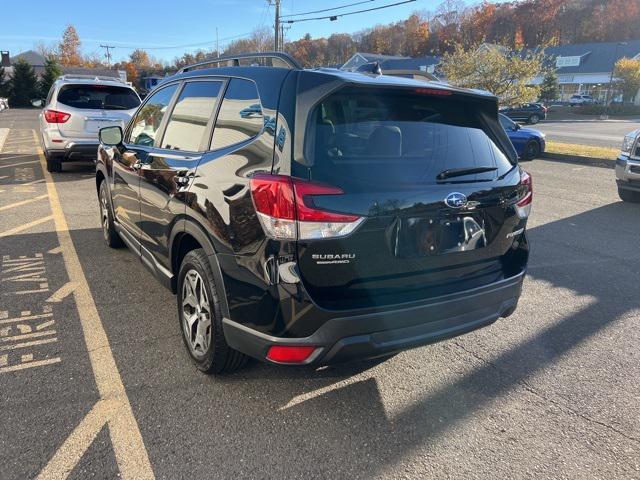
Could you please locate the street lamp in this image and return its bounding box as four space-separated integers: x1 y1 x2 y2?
604 41 628 118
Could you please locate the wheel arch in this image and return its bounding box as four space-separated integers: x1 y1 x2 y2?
169 219 230 319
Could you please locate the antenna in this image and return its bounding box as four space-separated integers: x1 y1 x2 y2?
100 44 115 67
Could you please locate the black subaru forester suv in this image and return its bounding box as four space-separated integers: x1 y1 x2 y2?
95 53 531 373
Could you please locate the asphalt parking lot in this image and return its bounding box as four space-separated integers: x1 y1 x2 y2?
530 112 637 149
1 108 639 479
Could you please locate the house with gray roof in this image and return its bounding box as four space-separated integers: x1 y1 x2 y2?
2 49 127 83
529 40 640 103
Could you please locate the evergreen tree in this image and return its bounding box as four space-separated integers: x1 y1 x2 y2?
8 59 38 107
0 66 8 97
39 56 62 99
539 70 560 103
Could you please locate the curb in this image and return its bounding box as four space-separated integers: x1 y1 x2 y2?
540 152 615 169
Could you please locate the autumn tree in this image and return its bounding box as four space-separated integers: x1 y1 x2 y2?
539 70 559 102
326 34 356 65
441 44 545 105
8 58 38 107
614 58 640 103
224 28 273 56
130 49 152 69
403 14 429 57
58 25 82 66
38 56 62 99
123 63 138 85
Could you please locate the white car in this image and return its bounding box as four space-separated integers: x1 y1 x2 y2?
36 75 140 172
569 94 595 106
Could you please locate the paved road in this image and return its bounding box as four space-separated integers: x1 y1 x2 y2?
533 115 638 149
1 109 639 479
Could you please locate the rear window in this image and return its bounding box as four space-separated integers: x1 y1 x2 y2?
57 84 140 110
304 87 513 188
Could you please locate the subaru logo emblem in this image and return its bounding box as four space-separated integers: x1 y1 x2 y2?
445 192 467 209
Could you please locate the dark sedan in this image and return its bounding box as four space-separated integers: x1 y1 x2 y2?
500 103 547 125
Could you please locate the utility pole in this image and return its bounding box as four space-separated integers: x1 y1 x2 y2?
216 27 219 57
100 45 115 67
271 0 281 51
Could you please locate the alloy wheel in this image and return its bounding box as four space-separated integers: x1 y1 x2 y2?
181 269 212 357
100 186 110 240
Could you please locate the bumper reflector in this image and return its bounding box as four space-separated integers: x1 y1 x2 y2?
266 345 318 364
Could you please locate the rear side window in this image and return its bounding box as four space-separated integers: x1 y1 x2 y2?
211 78 262 150
161 81 222 152
304 87 513 189
57 84 140 110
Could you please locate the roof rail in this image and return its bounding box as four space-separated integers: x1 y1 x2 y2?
59 74 125 83
177 51 301 74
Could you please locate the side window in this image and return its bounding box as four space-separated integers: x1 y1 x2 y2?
127 84 178 147
211 78 263 150
161 81 222 152
46 85 56 105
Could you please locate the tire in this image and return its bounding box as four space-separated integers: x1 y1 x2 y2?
98 180 124 248
45 151 62 173
618 188 640 203
522 140 540 161
177 249 247 374
528 114 540 125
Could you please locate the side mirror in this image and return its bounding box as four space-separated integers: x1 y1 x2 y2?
99 126 123 146
514 123 521 131
31 99 43 108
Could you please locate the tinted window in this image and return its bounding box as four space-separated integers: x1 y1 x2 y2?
305 87 513 189
162 81 222 152
499 114 516 131
57 85 140 110
128 84 178 147
211 79 262 150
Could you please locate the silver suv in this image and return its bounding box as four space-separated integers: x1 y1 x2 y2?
616 129 640 202
37 75 141 172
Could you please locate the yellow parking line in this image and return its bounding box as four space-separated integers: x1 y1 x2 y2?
0 160 39 169
0 357 61 374
32 131 154 480
0 337 58 351
46 281 78 303
0 215 53 238
0 194 48 212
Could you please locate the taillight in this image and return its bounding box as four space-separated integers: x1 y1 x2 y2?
44 110 70 123
266 345 319 364
250 173 364 240
414 88 452 96
516 170 532 218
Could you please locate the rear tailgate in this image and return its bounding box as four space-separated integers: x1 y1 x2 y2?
55 84 140 139
292 82 527 310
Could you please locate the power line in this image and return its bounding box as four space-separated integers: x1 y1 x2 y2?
281 0 378 18
284 0 416 23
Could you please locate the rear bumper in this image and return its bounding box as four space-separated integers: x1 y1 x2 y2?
223 271 525 365
49 141 99 161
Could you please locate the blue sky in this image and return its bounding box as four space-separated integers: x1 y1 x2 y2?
4 0 451 63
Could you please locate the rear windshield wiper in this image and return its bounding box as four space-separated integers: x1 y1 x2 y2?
436 166 498 181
